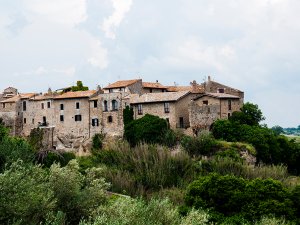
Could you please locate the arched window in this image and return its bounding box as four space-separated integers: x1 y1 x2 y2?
103 100 108 111
112 100 118 111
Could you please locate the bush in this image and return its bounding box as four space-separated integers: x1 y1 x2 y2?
181 131 217 156
124 114 168 146
92 133 105 151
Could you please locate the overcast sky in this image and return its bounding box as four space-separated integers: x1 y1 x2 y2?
0 0 299 127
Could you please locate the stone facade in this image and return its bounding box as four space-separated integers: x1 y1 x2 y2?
0 77 244 151
189 93 242 133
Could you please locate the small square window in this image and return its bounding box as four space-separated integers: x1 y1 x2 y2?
60 104 64 110
75 115 82 121
47 102 51 108
60 115 64 122
76 102 80 109
203 100 208 105
108 116 113 123
23 118 26 124
93 100 97 108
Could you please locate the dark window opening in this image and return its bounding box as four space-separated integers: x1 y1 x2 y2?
60 104 64 110
93 100 97 108
2 103 5 108
23 101 26 111
112 100 118 111
164 102 170 113
108 116 113 123
47 102 51 108
103 100 108 111
228 113 231 118
150 88 153 93
228 100 232 110
179 117 184 128
92 118 99 126
218 88 225 93
32 119 34 124
75 115 82 121
203 100 208 105
43 116 46 123
109 89 113 93
23 118 26 124
166 118 170 129
76 102 80 109
60 115 64 122
41 103 44 109
137 104 143 115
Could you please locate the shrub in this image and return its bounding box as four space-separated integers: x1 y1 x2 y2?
181 131 217 156
124 114 168 146
0 160 55 224
92 133 105 151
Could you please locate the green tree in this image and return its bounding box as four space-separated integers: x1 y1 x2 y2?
123 105 134 126
230 102 265 126
0 160 56 224
272 125 284 135
71 81 89 92
124 114 168 146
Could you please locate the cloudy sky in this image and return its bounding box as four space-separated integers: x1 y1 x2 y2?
0 0 299 127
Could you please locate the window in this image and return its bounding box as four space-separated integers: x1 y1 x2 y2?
92 118 99 126
93 100 97 108
179 117 184 128
164 102 170 113
47 102 51 108
41 103 44 109
2 103 5 108
166 118 170 129
109 89 113 93
32 119 34 124
60 115 64 122
75 115 82 121
218 88 225 93
76 102 80 109
108 116 113 123
103 100 108 111
137 104 143 115
23 118 26 124
23 101 26 111
228 113 231 118
149 88 153 93
203 100 208 105
112 100 118 111
228 100 232 110
60 104 64 110
43 116 47 123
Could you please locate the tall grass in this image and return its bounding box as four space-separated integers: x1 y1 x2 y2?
94 141 196 196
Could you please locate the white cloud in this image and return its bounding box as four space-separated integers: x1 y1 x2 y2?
88 40 108 69
101 0 133 39
24 0 87 26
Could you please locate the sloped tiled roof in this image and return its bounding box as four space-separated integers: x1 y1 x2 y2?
30 94 57 101
54 90 96 99
0 93 36 103
103 79 141 89
195 92 240 100
130 91 190 104
166 85 204 93
142 82 166 89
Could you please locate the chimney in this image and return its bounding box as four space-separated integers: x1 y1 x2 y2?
190 80 198 93
208 76 211 82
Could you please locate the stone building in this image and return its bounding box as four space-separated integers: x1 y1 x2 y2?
189 92 242 133
0 93 36 136
130 91 193 129
0 76 244 151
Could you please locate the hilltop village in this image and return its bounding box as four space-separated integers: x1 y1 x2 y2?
0 76 243 152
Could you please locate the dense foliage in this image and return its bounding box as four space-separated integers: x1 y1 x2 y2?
124 114 169 146
71 81 89 91
211 103 300 174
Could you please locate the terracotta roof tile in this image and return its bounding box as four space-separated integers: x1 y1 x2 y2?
54 90 96 99
0 93 36 103
166 85 204 93
130 91 190 104
103 79 141 89
196 92 240 100
142 82 166 89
